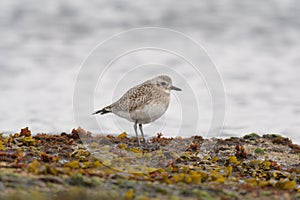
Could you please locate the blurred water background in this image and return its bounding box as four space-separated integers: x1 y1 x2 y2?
1 0 300 142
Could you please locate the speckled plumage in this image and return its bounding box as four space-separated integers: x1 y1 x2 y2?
93 75 181 146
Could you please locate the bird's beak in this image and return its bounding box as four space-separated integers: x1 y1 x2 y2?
170 85 182 91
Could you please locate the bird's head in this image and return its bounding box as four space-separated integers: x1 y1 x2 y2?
153 75 182 92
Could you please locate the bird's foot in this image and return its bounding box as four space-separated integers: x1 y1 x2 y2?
138 142 147 149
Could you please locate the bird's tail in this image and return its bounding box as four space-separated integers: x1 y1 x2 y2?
92 106 112 115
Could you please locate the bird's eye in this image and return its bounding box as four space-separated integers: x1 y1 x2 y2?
161 82 167 86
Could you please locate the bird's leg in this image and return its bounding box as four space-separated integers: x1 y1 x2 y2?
134 122 141 147
139 124 146 143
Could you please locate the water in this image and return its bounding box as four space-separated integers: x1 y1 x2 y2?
1 0 300 143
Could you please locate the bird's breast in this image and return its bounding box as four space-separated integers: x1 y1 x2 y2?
130 102 169 124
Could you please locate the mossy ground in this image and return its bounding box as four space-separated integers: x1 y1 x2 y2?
1 128 300 200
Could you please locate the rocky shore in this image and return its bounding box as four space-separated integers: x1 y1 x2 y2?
1 127 300 200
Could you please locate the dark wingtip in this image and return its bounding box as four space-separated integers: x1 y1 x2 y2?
92 108 111 115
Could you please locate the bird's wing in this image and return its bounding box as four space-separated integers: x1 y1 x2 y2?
113 83 160 112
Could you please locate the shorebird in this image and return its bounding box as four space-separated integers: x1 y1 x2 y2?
93 75 182 146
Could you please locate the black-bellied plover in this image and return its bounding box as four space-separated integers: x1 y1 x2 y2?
93 75 181 146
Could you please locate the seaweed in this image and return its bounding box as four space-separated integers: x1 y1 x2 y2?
243 133 261 140
1 127 300 200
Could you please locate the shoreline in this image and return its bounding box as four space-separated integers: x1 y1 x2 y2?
1 127 300 199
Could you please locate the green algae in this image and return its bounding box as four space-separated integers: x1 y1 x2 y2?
243 133 261 140
254 148 265 155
